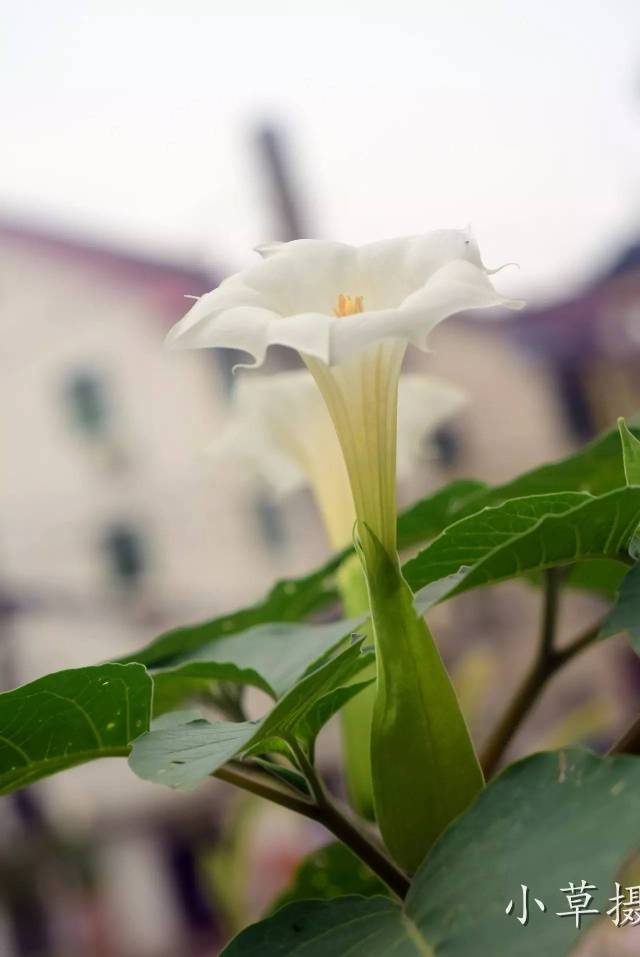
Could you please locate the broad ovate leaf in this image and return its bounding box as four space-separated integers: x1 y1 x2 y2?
599 561 640 654
120 558 343 669
0 663 152 794
270 842 389 912
151 617 364 700
129 639 372 790
618 418 640 487
222 750 640 956
398 422 640 552
405 488 640 600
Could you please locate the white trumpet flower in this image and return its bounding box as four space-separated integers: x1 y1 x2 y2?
168 231 522 559
213 369 466 551
168 230 523 869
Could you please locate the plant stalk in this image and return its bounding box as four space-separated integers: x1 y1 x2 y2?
336 553 376 819
215 761 410 900
481 570 600 777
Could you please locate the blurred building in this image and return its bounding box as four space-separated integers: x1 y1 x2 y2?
0 217 324 674
0 216 326 957
3 209 636 955
513 237 640 440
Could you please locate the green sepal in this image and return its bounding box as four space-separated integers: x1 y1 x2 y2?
360 526 484 874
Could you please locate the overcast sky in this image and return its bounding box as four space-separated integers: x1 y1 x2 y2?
3 2 640 302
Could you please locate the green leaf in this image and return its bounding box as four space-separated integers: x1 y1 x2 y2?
618 418 640 486
120 481 476 680
222 750 640 956
226 897 405 956
618 419 640 560
120 558 344 669
270 843 389 913
131 712 256 789
599 560 640 653
226 637 372 748
117 425 639 694
152 708 202 729
405 487 640 599
129 638 373 790
150 675 215 718
296 679 375 753
397 479 487 549
564 558 627 599
398 424 639 552
468 423 637 505
151 617 364 701
121 423 637 682
0 663 152 795
119 424 635 680
250 757 311 796
398 428 640 548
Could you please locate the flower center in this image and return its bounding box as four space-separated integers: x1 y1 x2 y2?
334 293 364 317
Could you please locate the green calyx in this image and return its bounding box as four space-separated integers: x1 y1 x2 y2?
359 525 484 874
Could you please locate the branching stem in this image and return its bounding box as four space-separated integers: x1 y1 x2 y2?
481 569 600 777
215 756 410 900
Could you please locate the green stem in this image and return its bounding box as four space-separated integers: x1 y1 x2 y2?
215 764 317 817
481 586 600 779
287 738 328 806
215 760 410 900
315 795 410 900
336 553 376 819
540 568 562 657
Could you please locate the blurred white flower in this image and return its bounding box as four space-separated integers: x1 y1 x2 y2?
212 369 466 549
168 231 522 556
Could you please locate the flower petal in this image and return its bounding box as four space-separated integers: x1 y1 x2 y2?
166 304 276 360
396 375 467 478
210 366 467 547
166 233 523 368
238 240 356 315
356 229 483 309
254 241 285 258
399 258 525 345
210 417 304 498
211 370 339 497
328 259 522 364
167 239 359 364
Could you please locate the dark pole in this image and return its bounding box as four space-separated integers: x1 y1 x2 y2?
254 124 309 242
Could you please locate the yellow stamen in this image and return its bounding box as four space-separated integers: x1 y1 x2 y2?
334 293 364 317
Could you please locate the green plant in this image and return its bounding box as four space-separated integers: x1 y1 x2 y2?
6 233 640 954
